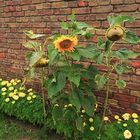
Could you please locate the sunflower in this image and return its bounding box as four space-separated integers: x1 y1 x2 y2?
53 35 78 53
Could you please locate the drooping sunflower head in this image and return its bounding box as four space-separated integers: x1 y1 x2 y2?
53 35 78 53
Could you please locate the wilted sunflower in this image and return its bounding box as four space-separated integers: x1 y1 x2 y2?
53 35 78 53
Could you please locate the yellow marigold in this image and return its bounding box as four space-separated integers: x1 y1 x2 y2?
18 92 26 98
27 96 32 101
1 81 8 86
83 122 86 127
17 80 21 83
10 79 15 83
12 82 17 86
5 98 10 102
9 87 14 91
122 113 130 121
123 123 128 127
0 78 2 81
29 92 33 96
89 118 93 123
123 130 132 139
81 109 85 113
90 126 95 131
53 35 78 53
133 119 138 123
1 87 7 92
114 115 120 120
9 92 14 97
2 92 6 96
28 88 33 92
104 116 109 121
32 95 36 99
132 113 138 119
12 95 19 100
7 83 12 87
54 104 59 107
68 104 72 107
12 101 15 104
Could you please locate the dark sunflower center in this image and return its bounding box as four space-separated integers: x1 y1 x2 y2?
60 39 72 49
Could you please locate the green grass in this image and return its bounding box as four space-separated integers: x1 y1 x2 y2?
0 113 63 140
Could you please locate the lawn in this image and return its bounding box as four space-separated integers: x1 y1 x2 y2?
0 113 62 140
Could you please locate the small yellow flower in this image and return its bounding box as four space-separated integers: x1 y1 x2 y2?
1 87 7 92
7 83 12 87
0 78 2 81
104 116 109 121
90 126 95 131
64 105 68 108
133 119 138 123
123 130 132 139
32 95 36 98
9 92 14 97
12 101 15 104
89 118 93 123
10 79 15 83
29 101 33 103
132 113 138 119
29 92 33 96
1 81 8 86
81 115 83 118
54 104 59 107
68 104 72 107
114 115 120 120
18 92 26 98
122 113 130 121
27 96 32 101
28 88 33 92
81 109 85 113
12 95 19 100
123 123 128 127
9 87 14 91
83 122 86 127
17 80 21 83
5 98 10 102
2 92 6 96
12 82 17 86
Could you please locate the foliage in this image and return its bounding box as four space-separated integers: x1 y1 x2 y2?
0 78 44 125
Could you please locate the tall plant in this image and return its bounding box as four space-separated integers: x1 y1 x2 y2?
22 14 140 139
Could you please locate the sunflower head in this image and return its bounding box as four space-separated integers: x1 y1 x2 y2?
53 35 78 53
106 25 125 41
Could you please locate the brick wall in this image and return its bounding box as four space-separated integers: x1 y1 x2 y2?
0 0 140 114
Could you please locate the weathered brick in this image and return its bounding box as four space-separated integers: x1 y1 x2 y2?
131 91 140 97
92 6 113 13
111 0 124 4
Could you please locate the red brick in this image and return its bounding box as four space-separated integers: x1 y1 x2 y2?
78 1 88 7
114 94 136 103
111 0 124 4
0 53 6 59
118 101 130 108
92 6 113 13
131 61 140 68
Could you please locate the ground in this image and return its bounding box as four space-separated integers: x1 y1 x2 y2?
0 113 63 140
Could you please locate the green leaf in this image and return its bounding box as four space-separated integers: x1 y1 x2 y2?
123 31 140 44
97 53 104 64
48 44 59 65
115 63 132 75
22 41 41 49
108 15 135 26
116 80 126 89
113 48 139 59
76 117 83 131
67 50 81 61
95 74 107 89
77 45 100 59
68 72 81 87
25 67 35 79
29 51 44 67
60 22 69 30
47 72 66 98
69 14 76 22
23 30 45 39
97 38 106 48
69 91 81 111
